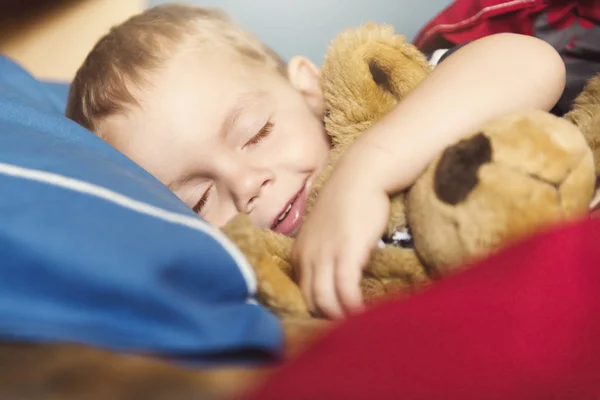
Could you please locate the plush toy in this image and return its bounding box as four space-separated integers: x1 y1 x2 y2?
222 23 598 318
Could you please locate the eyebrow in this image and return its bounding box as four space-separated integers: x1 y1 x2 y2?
219 90 268 139
167 90 267 191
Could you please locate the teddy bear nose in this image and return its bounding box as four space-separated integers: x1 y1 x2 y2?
433 132 493 205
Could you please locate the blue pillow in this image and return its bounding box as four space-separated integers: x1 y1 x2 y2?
0 55 282 364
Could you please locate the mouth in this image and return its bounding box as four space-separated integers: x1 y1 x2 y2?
271 182 308 236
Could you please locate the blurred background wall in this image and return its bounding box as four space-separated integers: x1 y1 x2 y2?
150 0 453 65
0 0 452 81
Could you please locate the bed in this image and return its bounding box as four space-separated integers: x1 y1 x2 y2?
0 52 301 399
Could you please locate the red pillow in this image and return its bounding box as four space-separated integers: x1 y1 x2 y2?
244 216 600 400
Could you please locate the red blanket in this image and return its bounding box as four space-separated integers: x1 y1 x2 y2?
245 216 600 399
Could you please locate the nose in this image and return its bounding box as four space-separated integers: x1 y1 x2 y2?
229 166 273 213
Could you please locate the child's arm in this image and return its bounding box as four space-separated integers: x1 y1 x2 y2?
340 33 565 195
293 33 566 319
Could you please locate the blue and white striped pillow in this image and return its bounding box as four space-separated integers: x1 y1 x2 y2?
0 55 282 364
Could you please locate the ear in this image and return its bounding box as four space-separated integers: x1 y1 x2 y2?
287 55 324 118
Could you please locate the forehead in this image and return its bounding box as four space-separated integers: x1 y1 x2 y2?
102 51 276 183
153 50 258 111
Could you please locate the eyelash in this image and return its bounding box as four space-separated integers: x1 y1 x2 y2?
244 121 273 148
193 122 273 214
193 186 211 214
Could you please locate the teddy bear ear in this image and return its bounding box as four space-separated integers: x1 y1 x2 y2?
320 23 432 127
368 60 394 94
361 39 432 101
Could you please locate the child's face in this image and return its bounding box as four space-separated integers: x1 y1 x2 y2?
104 50 330 236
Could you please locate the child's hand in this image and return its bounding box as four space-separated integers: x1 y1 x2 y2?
292 164 389 319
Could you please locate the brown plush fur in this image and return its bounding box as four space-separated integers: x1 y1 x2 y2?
564 73 600 209
565 73 600 176
221 23 598 318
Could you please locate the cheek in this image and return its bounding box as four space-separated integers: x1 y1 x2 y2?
209 202 239 229
271 96 330 170
279 124 329 169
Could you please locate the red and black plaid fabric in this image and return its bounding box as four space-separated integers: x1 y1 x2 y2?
414 0 600 115
414 0 600 53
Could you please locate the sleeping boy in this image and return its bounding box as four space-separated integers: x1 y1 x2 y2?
66 3 566 319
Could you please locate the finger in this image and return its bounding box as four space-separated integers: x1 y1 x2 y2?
335 245 369 315
313 257 345 320
292 246 316 314
300 263 315 314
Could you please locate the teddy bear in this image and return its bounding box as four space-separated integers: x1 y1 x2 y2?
221 23 598 318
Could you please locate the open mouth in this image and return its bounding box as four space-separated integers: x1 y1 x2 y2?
271 184 308 236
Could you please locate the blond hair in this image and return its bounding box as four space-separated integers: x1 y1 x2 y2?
65 3 286 137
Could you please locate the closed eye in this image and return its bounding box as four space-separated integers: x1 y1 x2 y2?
192 186 211 214
244 121 273 148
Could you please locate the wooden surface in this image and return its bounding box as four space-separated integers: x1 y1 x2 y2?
0 318 330 400
0 0 146 81
0 341 272 400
